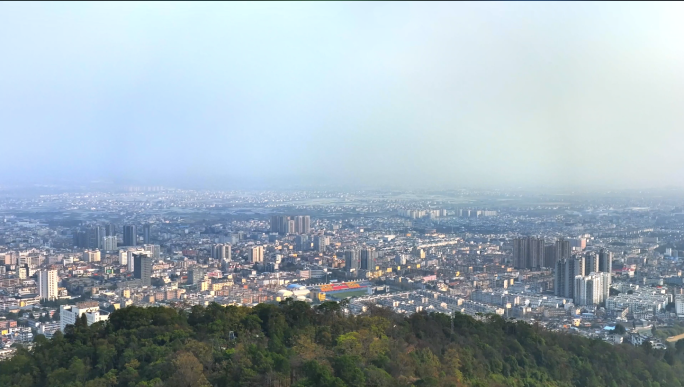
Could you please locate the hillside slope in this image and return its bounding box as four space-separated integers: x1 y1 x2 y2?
1 301 682 387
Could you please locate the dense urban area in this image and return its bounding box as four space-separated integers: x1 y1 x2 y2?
3 186 684 386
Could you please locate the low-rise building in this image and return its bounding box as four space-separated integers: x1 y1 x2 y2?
60 301 109 331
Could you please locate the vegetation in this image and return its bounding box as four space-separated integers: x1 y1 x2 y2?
654 323 684 341
2 300 684 387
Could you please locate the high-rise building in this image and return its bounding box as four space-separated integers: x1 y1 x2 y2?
143 224 152 244
555 255 585 299
594 272 610 304
585 252 599 275
126 248 145 272
248 246 264 263
74 226 105 249
544 244 557 268
555 239 571 261
102 236 117 251
212 244 228 260
105 223 117 237
302 215 311 234
123 225 137 246
573 275 587 306
361 248 377 271
38 269 59 301
292 215 311 234
270 216 277 233
271 215 290 234
345 249 360 272
584 251 599 276
599 249 612 273
513 238 526 269
294 216 304 234
574 272 609 306
598 249 612 297
270 215 293 235
513 237 544 269
73 231 86 248
295 235 309 251
88 226 105 249
554 259 567 298
133 253 152 286
313 235 327 252
74 231 85 248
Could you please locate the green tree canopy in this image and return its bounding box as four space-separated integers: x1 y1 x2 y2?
1 302 683 387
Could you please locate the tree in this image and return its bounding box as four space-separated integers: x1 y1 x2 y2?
165 352 210 387
335 332 362 356
332 355 365 386
614 324 626 335
298 360 346 387
364 366 393 387
3 303 684 387
642 341 653 355
75 313 88 328
69 357 88 386
675 338 684 354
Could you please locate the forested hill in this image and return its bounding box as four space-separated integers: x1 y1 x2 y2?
1 301 683 387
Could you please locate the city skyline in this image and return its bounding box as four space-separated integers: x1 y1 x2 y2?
4 3 684 384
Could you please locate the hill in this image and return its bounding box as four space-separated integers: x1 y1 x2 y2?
1 300 683 387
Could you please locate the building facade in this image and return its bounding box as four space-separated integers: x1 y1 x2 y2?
513 237 544 269
555 256 585 299
123 225 137 246
60 301 108 332
249 245 264 263
133 253 152 286
345 249 360 272
38 269 58 301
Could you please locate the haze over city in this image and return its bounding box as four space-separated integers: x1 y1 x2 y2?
7 3 684 386
2 2 684 190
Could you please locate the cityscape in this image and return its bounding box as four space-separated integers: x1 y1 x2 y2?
3 1 684 386
2 187 684 358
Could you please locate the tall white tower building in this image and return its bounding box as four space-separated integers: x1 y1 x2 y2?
38 269 59 301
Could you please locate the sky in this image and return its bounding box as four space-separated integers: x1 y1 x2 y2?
1 2 684 190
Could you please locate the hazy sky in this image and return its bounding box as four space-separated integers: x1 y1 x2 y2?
2 2 684 190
